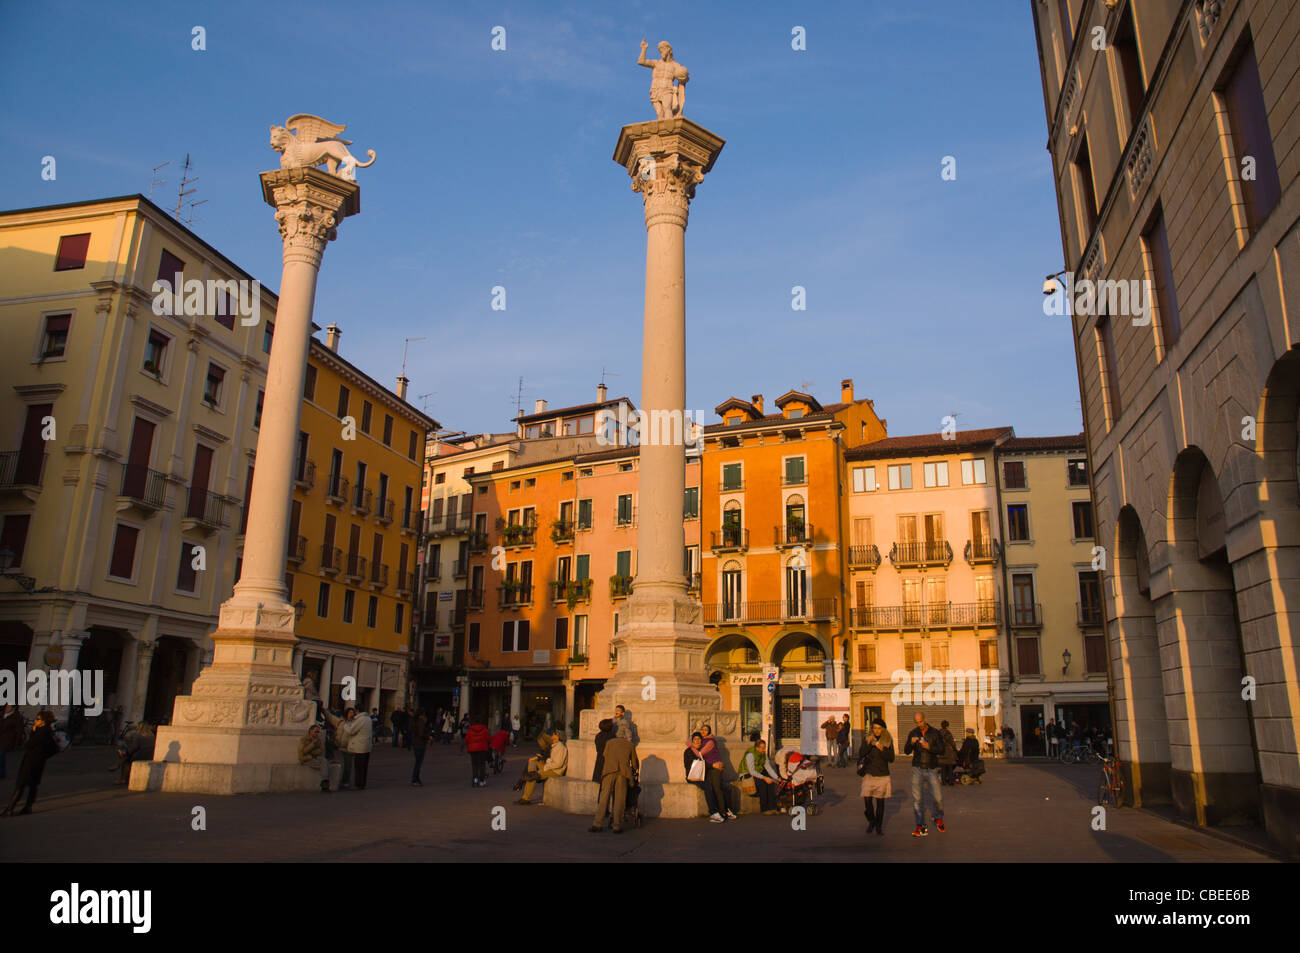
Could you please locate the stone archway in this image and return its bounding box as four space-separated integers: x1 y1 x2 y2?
705 631 762 736
1110 505 1171 805
1162 448 1260 825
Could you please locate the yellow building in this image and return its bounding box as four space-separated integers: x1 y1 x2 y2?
0 195 274 723
994 435 1104 755
291 324 435 719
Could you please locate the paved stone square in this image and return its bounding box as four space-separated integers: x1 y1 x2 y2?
0 742 1275 862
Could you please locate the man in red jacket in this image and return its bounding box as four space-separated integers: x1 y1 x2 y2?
465 721 492 788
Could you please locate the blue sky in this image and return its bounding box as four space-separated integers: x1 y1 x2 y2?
0 0 1080 438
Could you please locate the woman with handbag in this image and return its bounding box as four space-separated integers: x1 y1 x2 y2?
858 717 894 836
684 732 725 823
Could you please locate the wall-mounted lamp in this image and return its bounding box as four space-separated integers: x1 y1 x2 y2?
1062 648 1072 675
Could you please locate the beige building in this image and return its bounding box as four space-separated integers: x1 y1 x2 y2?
994 434 1106 753
0 195 274 723
1031 0 1300 853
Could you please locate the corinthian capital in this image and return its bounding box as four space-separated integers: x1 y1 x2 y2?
631 152 705 229
614 117 725 232
259 167 360 267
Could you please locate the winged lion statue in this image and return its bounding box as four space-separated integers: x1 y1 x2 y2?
269 114 376 182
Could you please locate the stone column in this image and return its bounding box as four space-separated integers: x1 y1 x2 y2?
563 678 575 736
129 639 156 722
131 166 360 794
51 630 90 720
457 675 470 719
508 675 522 723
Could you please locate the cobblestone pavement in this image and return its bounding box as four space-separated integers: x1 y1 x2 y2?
0 741 1276 862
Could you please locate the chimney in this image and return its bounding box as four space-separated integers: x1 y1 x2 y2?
597 382 608 403
751 394 764 414
841 378 854 403
395 374 409 400
534 398 547 414
325 323 341 353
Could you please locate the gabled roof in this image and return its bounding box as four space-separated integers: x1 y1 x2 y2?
773 389 822 413
713 396 762 420
998 433 1087 453
844 427 1015 461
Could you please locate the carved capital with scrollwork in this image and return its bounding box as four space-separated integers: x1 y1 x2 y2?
259 167 360 268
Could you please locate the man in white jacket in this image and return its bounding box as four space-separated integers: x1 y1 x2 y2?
327 708 375 790
517 729 567 804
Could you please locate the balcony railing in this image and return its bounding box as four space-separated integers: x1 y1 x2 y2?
774 523 813 548
119 464 167 510
452 558 469 578
551 578 593 604
368 562 389 589
320 545 342 573
500 524 537 547
0 450 47 489
1010 602 1043 628
1077 602 1103 627
851 601 1001 630
614 506 637 527
687 572 701 592
467 531 489 553
704 597 837 624
325 473 349 506
376 498 395 525
426 513 471 537
185 488 230 529
498 584 534 607
468 588 486 610
609 575 634 599
344 553 367 582
400 509 417 533
964 538 1001 565
720 480 745 492
889 540 953 568
710 528 749 553
781 472 806 486
848 544 881 570
352 485 373 516
427 562 441 582
550 520 575 543
294 459 315 491
287 535 307 565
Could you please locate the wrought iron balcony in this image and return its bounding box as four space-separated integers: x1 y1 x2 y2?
0 450 47 496
352 485 373 516
184 488 230 531
551 578 592 604
294 459 315 491
119 463 167 511
550 519 574 543
376 498 395 525
964 538 1001 565
1010 602 1043 628
498 583 534 608
720 479 745 492
614 506 637 528
343 553 367 582
427 562 441 582
710 528 749 554
609 575 634 599
287 535 307 566
889 540 953 568
500 524 536 547
324 473 349 506
400 508 418 534
781 471 807 487
1077 601 1104 627
468 588 485 610
687 572 701 592
848 544 881 570
452 558 469 578
320 545 342 574
704 597 837 624
850 601 1000 630
774 523 813 548
467 531 489 553
368 562 389 589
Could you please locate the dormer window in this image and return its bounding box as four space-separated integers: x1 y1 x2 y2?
726 415 742 426
785 409 803 419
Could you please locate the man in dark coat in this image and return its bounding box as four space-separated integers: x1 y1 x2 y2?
591 718 616 782
3 709 59 816
589 733 638 833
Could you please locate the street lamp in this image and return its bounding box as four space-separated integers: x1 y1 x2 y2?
1043 268 1069 296
1062 648 1072 675
293 599 307 622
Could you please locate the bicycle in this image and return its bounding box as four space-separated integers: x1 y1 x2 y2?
1097 754 1124 807
1061 742 1096 764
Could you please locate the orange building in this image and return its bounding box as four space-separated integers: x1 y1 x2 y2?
699 379 886 745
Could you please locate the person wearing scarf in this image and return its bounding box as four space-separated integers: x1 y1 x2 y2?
858 717 895 835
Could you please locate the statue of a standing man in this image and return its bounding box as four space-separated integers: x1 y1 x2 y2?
639 39 689 119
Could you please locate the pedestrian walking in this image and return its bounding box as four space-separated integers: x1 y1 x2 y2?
390 707 405 748
698 724 735 819
684 732 725 823
903 712 945 836
0 704 24 781
858 717 895 835
441 711 455 745
410 710 431 786
738 735 781 814
458 714 470 752
466 720 491 787
2 709 59 816
821 715 840 764
298 724 331 792
938 719 958 785
589 731 638 833
836 715 851 768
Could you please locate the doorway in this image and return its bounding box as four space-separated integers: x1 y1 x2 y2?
1020 704 1046 757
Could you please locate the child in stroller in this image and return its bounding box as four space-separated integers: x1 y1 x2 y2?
771 746 825 815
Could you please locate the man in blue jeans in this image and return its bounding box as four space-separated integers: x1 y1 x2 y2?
903 711 946 837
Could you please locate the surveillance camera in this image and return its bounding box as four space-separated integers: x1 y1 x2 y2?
1042 278 1058 296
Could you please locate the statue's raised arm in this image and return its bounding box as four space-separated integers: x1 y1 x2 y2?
640 40 689 120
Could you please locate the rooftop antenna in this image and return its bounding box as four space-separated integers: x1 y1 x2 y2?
174 153 199 221
401 336 426 380
799 379 817 393
149 161 169 200
510 376 525 417
417 392 435 415
600 366 621 387
180 198 208 227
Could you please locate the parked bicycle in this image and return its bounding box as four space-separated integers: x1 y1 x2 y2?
1097 754 1124 807
1060 741 1096 764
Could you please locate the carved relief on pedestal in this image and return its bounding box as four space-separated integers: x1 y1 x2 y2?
218 603 296 635
246 700 280 726
638 711 688 740
176 698 241 726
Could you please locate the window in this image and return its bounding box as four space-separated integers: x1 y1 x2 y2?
467 622 480 654
501 619 530 652
923 461 949 488
616 550 632 578
176 542 200 593
317 582 331 618
1078 569 1102 621
54 233 91 271
683 486 699 519
337 386 350 419
342 589 355 624
979 639 998 669
1112 2 1145 133
1085 634 1107 673
887 464 912 490
360 401 373 434
1072 500 1095 539
1143 203 1181 352
554 617 569 650
1067 458 1088 486
144 330 169 377
108 524 139 579
561 470 573 481
366 595 378 628
1007 504 1030 541
394 603 404 634
382 415 394 447
262 321 274 354
784 456 806 484
857 643 876 673
408 430 419 460
616 494 633 525
577 499 593 530
1016 637 1041 676
253 390 265 429
434 472 446 485
575 553 590 582
40 314 70 359
960 458 986 485
722 463 743 491
156 249 184 288
525 478 536 488
1073 132 1099 239
904 642 923 668
931 640 950 669
1221 37 1282 233
203 363 225 407
574 616 589 657
1012 573 1037 625
1002 461 1027 489
722 567 742 619
852 466 877 492
0 514 32 566
304 364 317 401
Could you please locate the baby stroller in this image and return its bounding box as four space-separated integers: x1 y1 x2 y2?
953 756 986 785
773 750 824 815
621 771 644 829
